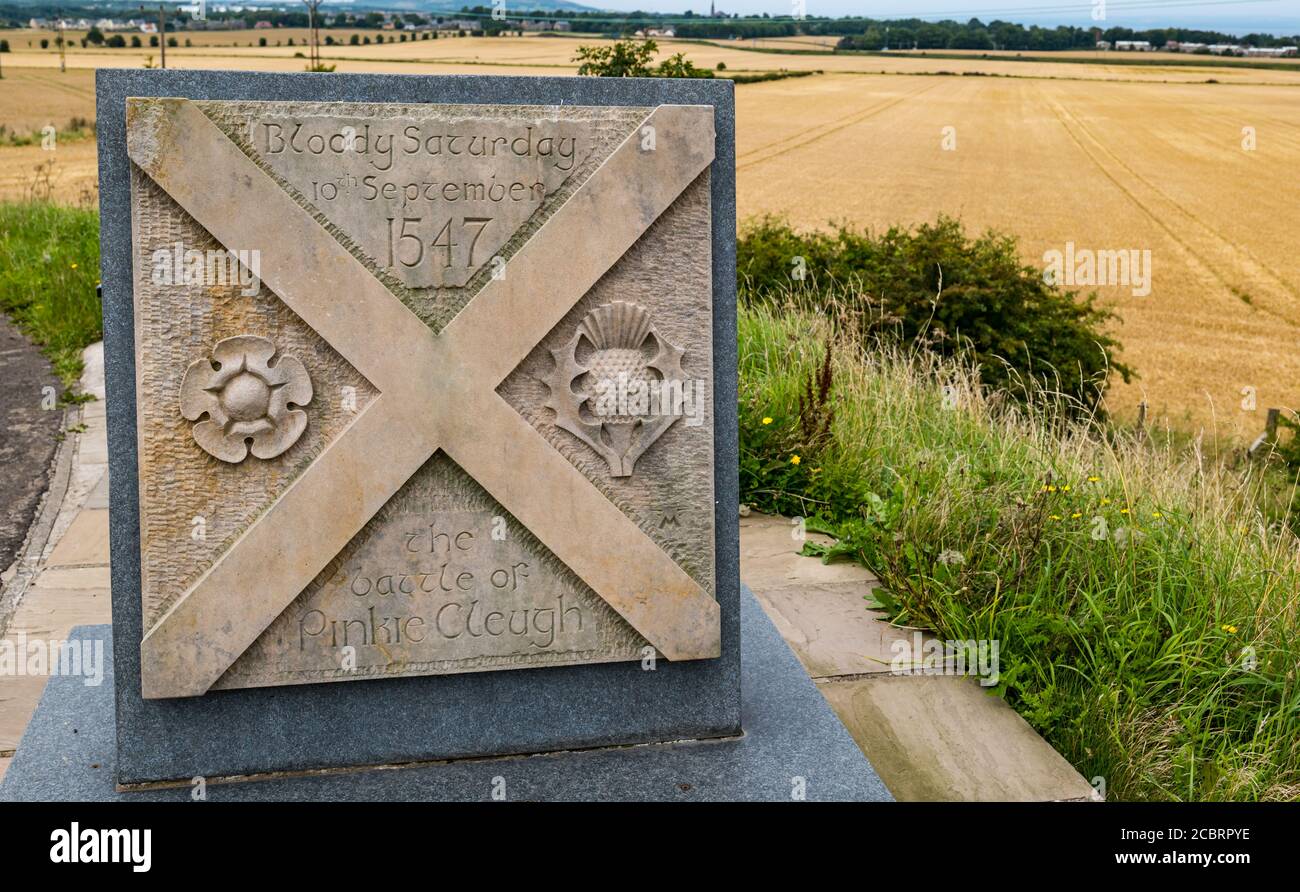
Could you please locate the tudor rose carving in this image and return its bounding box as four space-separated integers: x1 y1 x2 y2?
179 335 313 462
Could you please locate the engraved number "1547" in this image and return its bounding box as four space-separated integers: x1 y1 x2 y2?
385 216 492 271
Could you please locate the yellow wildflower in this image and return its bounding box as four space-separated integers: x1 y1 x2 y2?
790 455 801 466
761 417 773 425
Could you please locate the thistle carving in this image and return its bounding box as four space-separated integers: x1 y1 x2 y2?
545 301 686 478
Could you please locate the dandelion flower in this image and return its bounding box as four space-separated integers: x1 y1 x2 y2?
1049 514 1062 521
1152 511 1163 519
790 455 801 466
1120 508 1130 515
1071 512 1082 519
1100 498 1111 506
70 263 78 269
1062 485 1071 492
761 417 773 425
1087 475 1100 483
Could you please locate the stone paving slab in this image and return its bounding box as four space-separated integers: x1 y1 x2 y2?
740 513 870 586
0 674 49 753
819 675 1100 802
42 509 109 568
0 586 112 752
750 582 913 679
28 565 111 590
83 471 109 511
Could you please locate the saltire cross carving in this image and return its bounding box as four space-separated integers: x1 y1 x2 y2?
127 98 720 699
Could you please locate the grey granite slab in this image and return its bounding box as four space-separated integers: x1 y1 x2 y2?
0 588 892 802
97 70 740 784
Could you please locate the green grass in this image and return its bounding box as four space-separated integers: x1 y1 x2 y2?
739 302 1300 801
0 201 101 387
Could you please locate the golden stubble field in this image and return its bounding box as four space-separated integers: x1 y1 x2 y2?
2 30 1299 433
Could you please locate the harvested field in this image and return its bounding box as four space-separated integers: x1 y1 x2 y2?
1 31 1296 429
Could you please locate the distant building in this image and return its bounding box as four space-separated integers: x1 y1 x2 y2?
254 21 273 30
1244 46 1297 57
517 19 571 32
1113 40 1153 51
1207 44 1244 55
1095 40 1111 50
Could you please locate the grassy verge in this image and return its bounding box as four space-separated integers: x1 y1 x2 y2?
739 303 1300 801
0 201 101 387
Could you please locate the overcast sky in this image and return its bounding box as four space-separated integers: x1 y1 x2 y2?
591 0 1298 35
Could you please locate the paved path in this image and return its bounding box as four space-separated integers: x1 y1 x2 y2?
741 512 1099 801
0 342 1096 799
0 314 63 582
0 344 110 783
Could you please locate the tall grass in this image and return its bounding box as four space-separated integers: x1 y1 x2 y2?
0 200 101 386
740 302 1300 801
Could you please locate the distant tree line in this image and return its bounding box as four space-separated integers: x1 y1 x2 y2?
1 5 1296 49
832 18 1300 51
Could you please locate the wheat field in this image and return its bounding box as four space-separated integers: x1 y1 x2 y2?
2 30 1298 431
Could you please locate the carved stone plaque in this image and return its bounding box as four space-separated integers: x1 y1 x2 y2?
127 97 718 697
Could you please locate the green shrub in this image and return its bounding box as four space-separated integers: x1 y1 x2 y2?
574 40 711 79
574 39 658 77
738 215 1132 412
